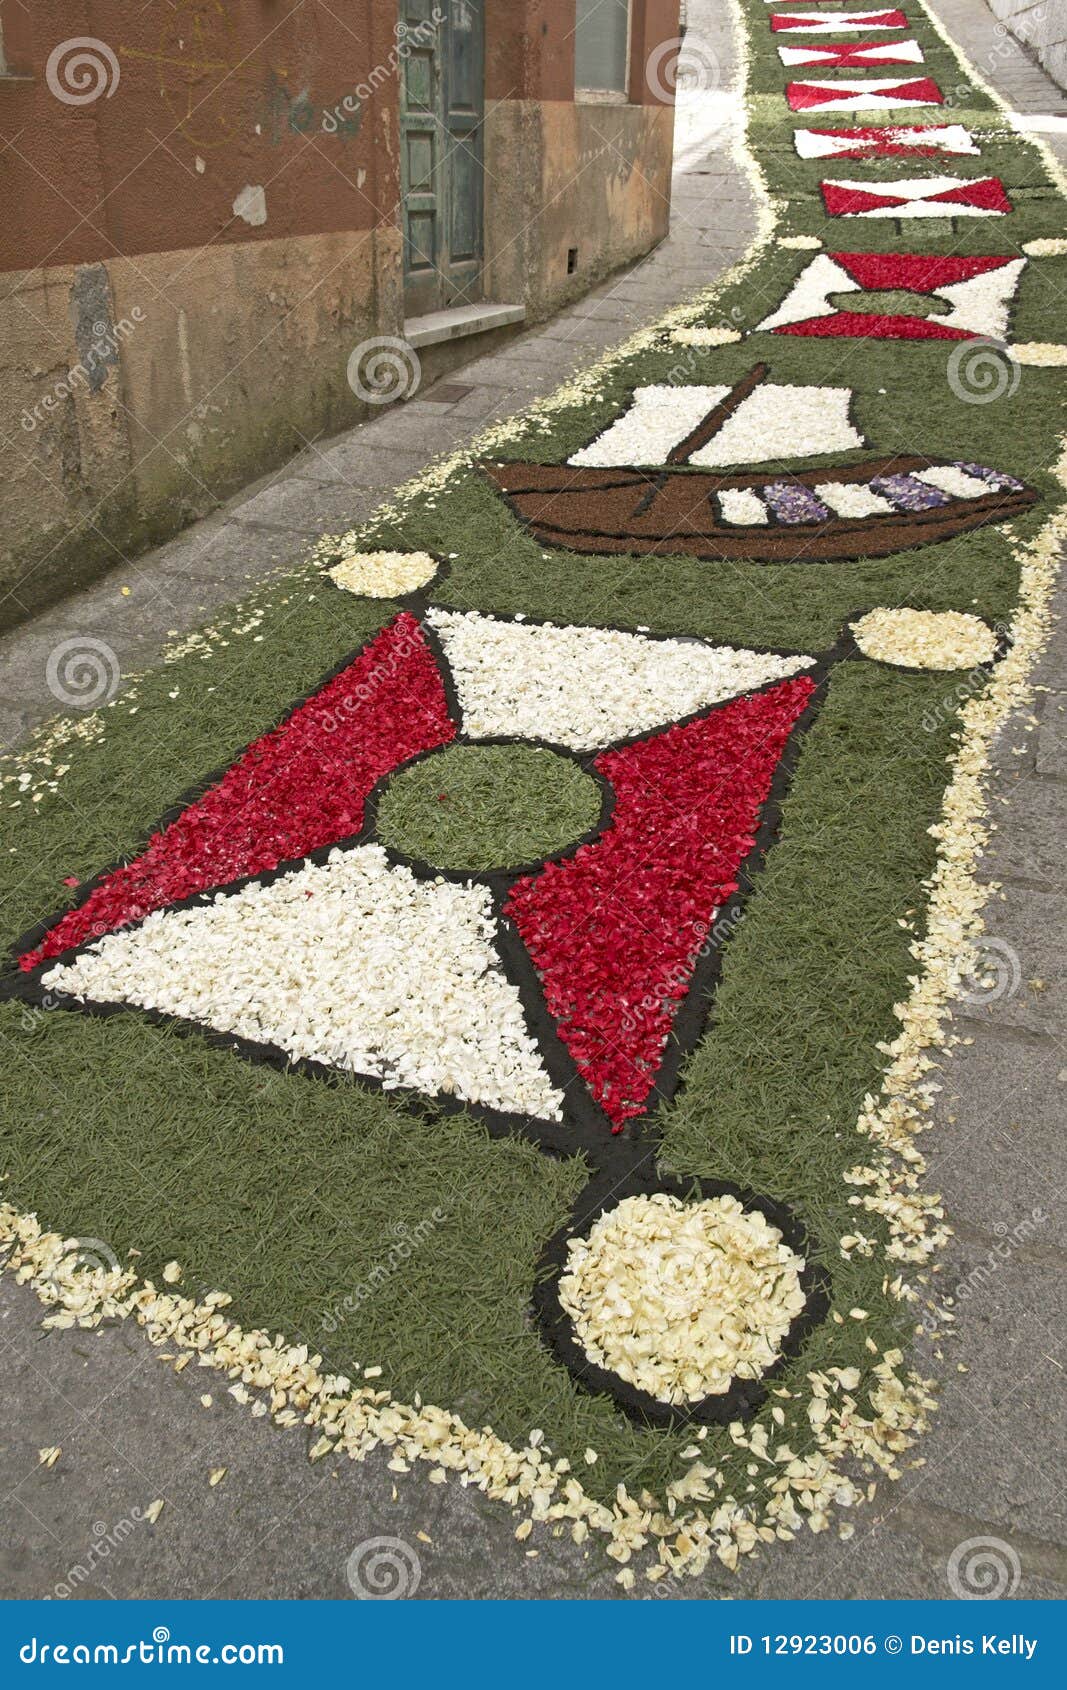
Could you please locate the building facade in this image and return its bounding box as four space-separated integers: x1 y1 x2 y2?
0 1 679 624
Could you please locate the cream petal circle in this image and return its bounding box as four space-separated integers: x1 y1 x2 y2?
328 550 439 597
670 325 743 347
852 608 997 670
558 1192 807 1405
1009 342 1067 367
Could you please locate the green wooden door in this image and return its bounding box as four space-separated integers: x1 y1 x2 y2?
399 1 484 318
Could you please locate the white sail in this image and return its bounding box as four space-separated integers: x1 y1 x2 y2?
569 380 865 470
569 385 729 467
689 383 864 467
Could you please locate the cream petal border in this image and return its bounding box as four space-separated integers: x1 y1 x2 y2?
2 0 1066 1586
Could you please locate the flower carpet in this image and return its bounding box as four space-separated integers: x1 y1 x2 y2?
1 0 1065 1584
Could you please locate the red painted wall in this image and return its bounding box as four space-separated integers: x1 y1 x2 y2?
1 2 681 275
0 0 400 272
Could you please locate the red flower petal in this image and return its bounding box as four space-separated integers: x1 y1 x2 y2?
23 614 455 967
506 677 815 1128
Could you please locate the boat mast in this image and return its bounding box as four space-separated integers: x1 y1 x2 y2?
666 362 770 465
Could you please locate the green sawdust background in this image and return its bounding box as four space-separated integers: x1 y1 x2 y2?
1 0 1065 1519
376 744 603 871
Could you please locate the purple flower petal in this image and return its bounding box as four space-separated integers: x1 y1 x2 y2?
953 461 1024 492
763 482 831 524
870 473 951 512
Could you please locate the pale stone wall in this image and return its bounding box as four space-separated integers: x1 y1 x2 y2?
986 0 1067 91
484 101 675 322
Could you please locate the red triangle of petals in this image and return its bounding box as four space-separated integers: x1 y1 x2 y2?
811 129 967 158
23 613 456 968
505 677 815 1129
932 176 1011 211
774 312 973 339
822 183 904 213
833 249 1012 290
827 178 1010 216
788 77 940 109
803 46 915 67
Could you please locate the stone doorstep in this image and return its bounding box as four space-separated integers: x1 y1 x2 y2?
404 302 526 350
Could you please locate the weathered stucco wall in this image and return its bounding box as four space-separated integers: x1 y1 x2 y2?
1 1 678 626
985 0 1067 91
1 229 402 619
0 0 402 623
483 1 676 315
484 100 674 319
0 0 396 268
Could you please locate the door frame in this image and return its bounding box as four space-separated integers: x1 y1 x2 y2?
399 1 485 318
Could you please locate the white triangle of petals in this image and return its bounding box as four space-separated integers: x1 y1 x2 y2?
757 254 857 330
937 259 1025 339
688 383 864 466
42 847 564 1121
427 609 814 751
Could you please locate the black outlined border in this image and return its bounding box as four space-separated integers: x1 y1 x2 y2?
1 599 1002 1424
532 1166 832 1430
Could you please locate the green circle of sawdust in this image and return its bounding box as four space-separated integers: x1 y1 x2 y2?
376 744 602 872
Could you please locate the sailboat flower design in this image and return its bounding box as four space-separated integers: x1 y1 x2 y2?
483 365 1037 562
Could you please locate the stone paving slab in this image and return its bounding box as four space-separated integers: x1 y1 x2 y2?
1035 691 1067 776
957 887 1066 1040
929 0 1067 167
976 775 1067 890
903 1253 1067 1548
2 1268 1064 1603
928 1029 1067 1250
215 476 408 537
